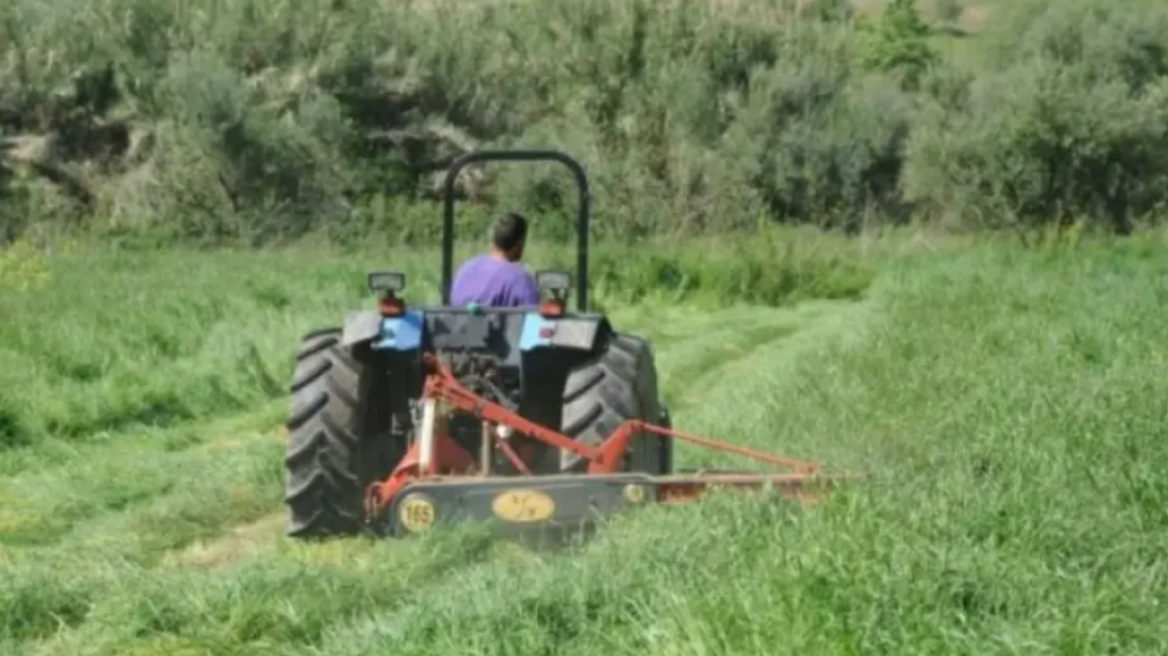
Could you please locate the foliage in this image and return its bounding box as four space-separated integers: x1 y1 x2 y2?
3 0 1167 245
904 0 1168 234
933 0 964 23
854 0 940 90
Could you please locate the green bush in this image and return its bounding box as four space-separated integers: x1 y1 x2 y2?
0 0 919 243
903 0 1168 233
854 0 939 90
4 0 1168 244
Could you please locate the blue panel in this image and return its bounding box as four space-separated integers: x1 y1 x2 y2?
519 312 554 351
374 310 424 351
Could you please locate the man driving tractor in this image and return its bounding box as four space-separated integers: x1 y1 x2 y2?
450 212 540 308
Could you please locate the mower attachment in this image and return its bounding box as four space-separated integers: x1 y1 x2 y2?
362 354 843 538
379 471 834 538
284 148 848 542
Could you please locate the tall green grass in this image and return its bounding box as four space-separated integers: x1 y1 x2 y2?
1 237 1166 655
0 231 875 449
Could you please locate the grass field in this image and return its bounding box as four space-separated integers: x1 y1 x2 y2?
1 234 1167 655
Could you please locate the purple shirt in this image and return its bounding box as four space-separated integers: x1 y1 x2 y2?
450 254 540 307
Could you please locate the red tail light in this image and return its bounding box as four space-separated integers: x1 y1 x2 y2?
380 297 405 317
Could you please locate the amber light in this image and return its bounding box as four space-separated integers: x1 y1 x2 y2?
539 300 563 317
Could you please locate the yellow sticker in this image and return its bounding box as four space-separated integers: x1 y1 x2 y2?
623 484 647 504
491 489 556 524
398 494 436 532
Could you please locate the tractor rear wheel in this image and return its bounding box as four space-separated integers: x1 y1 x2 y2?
560 332 668 474
284 327 403 539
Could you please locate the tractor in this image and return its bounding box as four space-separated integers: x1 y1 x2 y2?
283 149 832 540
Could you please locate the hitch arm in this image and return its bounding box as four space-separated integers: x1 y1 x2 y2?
423 355 821 475
423 360 610 465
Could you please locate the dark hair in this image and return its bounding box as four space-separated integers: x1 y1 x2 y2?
491 212 528 251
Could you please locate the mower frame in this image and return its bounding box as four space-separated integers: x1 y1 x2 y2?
362 353 842 538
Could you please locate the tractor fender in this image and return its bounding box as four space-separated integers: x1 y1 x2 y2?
341 310 382 347
519 313 609 352
342 310 424 351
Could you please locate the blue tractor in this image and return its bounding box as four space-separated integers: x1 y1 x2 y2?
283 149 674 538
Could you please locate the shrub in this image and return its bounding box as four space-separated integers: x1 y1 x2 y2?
903 0 1168 233
854 0 939 91
5 0 1168 244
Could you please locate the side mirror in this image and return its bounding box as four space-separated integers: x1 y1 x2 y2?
368 271 406 297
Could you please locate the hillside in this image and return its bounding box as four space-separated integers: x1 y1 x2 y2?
4 0 1168 245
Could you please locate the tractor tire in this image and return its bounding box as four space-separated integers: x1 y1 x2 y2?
284 327 403 539
560 332 667 474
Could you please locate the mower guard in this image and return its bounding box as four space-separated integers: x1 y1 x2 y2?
379 471 836 539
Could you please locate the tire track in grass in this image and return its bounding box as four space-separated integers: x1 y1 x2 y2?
1 409 294 656
658 300 856 415
21 524 513 656
667 296 878 471
0 403 285 550
164 513 286 568
9 426 285 567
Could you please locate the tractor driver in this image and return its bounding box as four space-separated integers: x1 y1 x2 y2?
450 212 541 308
